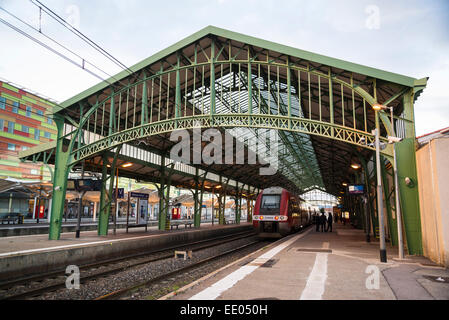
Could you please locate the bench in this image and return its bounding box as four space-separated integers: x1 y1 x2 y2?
126 223 148 233
170 221 194 230
0 213 24 225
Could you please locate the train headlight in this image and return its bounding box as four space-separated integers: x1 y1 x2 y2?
275 216 279 220
260 216 264 220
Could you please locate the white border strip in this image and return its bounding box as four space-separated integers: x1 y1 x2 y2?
189 228 312 300
299 252 328 300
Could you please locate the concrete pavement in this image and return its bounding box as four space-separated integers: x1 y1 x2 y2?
168 223 449 300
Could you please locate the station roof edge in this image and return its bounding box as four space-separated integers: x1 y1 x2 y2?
54 25 422 115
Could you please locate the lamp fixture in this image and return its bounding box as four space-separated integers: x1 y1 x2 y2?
122 163 133 168
372 103 389 111
351 163 361 170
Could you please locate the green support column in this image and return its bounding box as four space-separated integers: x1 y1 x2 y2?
98 155 110 235
381 160 398 246
98 147 121 236
248 58 253 125
158 156 166 230
396 138 422 255
193 168 200 227
395 91 422 255
287 60 291 129
164 173 173 231
48 115 71 240
175 53 181 122
235 183 242 224
209 39 216 122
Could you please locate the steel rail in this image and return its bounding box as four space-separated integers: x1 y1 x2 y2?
95 240 262 300
0 230 255 300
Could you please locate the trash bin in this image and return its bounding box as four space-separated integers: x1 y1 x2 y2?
18 214 24 224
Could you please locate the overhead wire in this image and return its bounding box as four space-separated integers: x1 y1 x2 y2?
29 0 134 75
0 6 115 82
0 16 111 84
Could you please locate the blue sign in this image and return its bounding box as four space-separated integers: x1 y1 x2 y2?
130 192 149 200
113 188 124 200
348 185 364 195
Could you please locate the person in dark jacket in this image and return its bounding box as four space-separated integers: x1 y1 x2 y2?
326 212 333 232
320 213 326 232
315 214 320 232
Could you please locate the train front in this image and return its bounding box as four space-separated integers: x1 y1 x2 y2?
252 187 290 238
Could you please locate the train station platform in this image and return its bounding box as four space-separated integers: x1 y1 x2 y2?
166 223 449 300
0 222 252 281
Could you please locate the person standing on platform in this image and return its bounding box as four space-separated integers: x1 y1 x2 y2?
320 212 326 232
315 213 320 232
326 212 333 232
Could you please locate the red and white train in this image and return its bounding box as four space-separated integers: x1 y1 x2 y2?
252 187 312 238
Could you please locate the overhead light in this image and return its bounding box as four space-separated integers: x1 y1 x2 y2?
372 104 388 111
122 163 133 168
215 185 222 189
351 163 361 170
342 183 348 186
106 164 111 168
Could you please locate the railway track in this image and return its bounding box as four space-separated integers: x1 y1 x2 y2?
0 230 255 300
95 240 264 300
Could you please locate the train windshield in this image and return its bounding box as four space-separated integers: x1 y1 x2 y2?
261 195 281 209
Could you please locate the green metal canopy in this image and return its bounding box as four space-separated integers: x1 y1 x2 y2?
22 26 427 252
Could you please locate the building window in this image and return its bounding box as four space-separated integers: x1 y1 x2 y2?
31 169 38 175
26 106 32 117
34 129 40 140
37 110 44 116
7 143 15 151
0 119 3 131
0 97 5 109
47 117 52 124
22 125 29 133
22 146 29 151
8 122 14 133
12 102 19 114
44 131 51 139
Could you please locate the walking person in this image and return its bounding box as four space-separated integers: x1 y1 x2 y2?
326 212 333 232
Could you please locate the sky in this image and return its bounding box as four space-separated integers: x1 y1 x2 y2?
0 0 448 136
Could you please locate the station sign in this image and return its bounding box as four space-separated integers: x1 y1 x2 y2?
113 188 124 200
66 179 101 192
130 192 149 200
348 184 364 195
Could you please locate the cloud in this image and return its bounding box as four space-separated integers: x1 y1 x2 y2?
0 0 447 135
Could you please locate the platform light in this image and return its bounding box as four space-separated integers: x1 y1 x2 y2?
342 183 348 186
351 163 361 170
122 163 133 168
372 103 388 111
